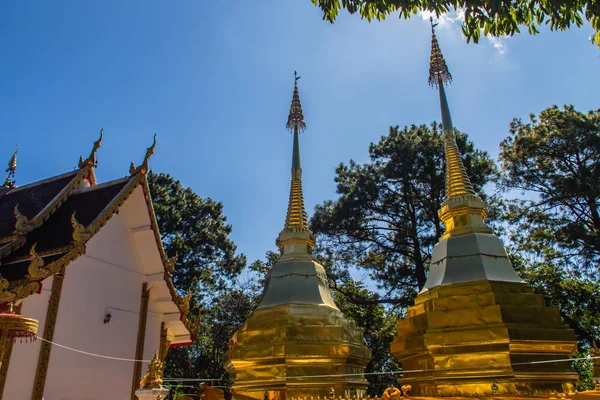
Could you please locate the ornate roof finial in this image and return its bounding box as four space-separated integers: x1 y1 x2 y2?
79 129 103 169
428 17 452 88
130 134 157 175
286 71 306 133
3 145 18 189
277 74 314 251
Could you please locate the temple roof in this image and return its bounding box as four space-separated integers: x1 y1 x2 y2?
0 134 196 341
3 178 129 263
0 171 79 240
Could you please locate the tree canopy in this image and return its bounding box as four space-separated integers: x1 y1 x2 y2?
499 105 600 276
150 105 600 392
148 172 252 392
499 105 600 348
148 172 246 301
311 123 496 306
308 0 600 48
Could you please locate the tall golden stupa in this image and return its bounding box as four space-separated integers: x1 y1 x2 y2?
223 73 372 399
390 20 579 397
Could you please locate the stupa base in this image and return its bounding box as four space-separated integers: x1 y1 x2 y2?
391 280 578 398
225 304 371 400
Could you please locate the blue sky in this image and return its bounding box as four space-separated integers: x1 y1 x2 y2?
1 1 598 266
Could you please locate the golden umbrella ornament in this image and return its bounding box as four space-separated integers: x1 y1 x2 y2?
0 303 39 369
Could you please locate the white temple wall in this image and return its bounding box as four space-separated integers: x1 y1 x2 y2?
4 190 173 400
144 299 163 360
3 276 54 400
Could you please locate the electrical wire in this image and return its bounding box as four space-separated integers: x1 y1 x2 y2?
36 337 151 363
163 355 600 382
31 337 600 382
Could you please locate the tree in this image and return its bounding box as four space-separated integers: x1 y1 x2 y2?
164 287 259 386
311 123 496 306
498 105 600 349
330 278 401 396
147 172 251 388
308 0 600 48
148 171 246 301
499 105 600 276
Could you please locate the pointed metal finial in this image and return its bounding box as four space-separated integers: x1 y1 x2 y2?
294 70 301 86
430 16 439 34
2 144 18 189
79 129 103 169
7 145 18 173
428 18 452 88
130 134 157 175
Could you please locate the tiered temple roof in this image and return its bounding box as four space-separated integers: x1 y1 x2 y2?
0 132 194 337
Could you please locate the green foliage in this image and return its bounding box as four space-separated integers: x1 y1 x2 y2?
311 123 496 305
510 253 600 345
148 172 254 387
499 105 600 348
147 171 246 301
571 348 595 391
499 105 600 277
308 0 600 48
164 288 259 383
330 279 401 396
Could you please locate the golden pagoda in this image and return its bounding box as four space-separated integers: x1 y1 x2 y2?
223 73 372 399
389 20 579 397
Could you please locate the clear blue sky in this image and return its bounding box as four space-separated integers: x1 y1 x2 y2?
1 1 598 266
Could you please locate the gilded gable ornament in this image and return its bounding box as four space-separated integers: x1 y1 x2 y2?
78 129 103 169
166 252 178 274
27 243 49 280
71 212 92 245
13 205 32 234
180 288 191 317
130 134 157 175
0 277 15 303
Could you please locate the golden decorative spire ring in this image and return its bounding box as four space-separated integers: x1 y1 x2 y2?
286 71 306 133
428 17 452 88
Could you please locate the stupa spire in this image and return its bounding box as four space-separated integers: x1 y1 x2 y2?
277 72 314 251
429 18 492 240
2 145 18 189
